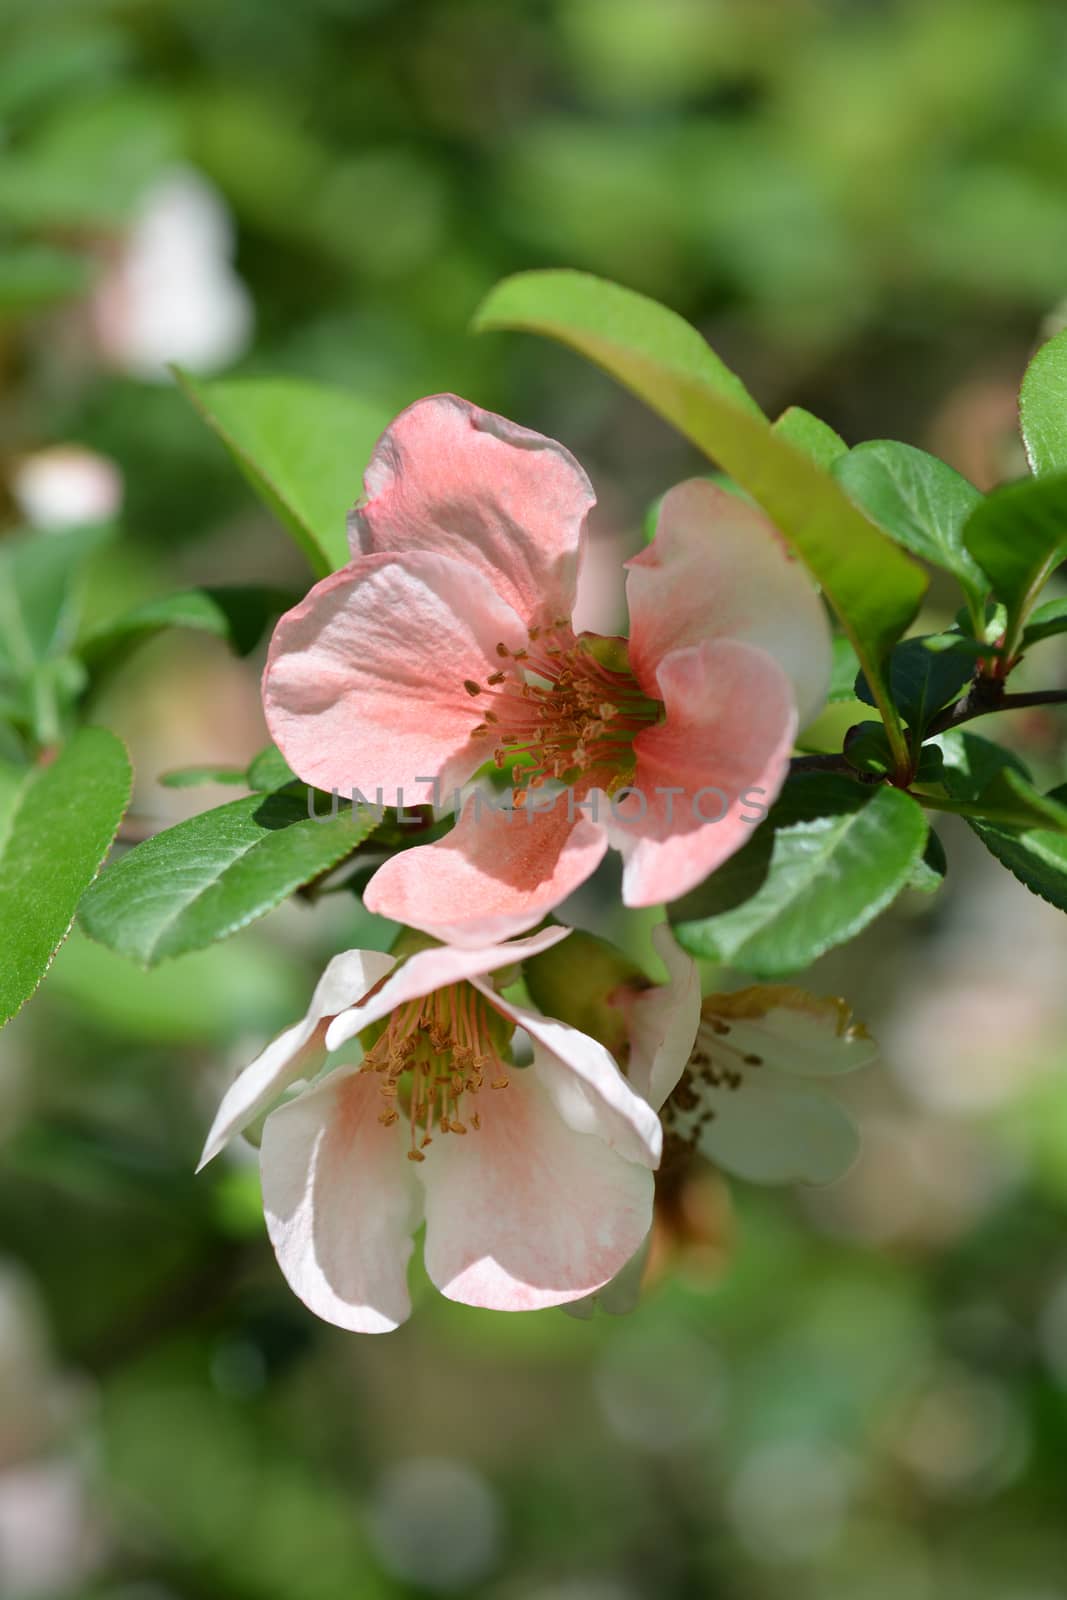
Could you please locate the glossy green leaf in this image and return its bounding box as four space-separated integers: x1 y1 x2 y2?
0 728 132 1026
908 828 948 894
79 785 378 966
772 406 847 470
935 731 1067 833
173 370 390 576
79 585 293 674
475 271 926 766
833 440 986 619
938 733 1067 905
855 633 977 741
963 472 1067 655
669 776 928 977
1019 596 1067 652
1020 326 1067 476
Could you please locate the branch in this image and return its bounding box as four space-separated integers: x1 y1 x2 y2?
926 684 1067 737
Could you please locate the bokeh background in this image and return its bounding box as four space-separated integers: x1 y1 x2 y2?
4 1 1067 1596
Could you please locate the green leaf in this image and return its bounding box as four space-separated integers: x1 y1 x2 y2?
963 473 1067 656
855 633 977 741
78 785 378 966
79 586 292 674
669 776 928 978
828 636 862 703
832 440 986 620
246 745 296 792
0 728 132 1026
474 271 926 770
934 729 1067 831
0 525 112 678
772 406 847 470
908 828 948 894
1019 596 1067 652
937 734 1067 907
160 766 249 789
173 371 391 577
964 781 1067 912
1020 326 1067 476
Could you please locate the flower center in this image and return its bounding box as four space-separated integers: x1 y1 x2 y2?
463 621 661 799
358 982 515 1162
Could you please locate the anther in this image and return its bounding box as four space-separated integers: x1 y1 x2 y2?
464 679 482 696
407 1149 426 1163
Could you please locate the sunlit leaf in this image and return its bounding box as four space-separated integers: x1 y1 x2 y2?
173 370 390 576
0 728 131 1026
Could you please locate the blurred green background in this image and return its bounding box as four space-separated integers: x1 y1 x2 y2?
4 1 1067 1596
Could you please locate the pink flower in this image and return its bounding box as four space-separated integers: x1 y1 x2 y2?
198 928 664 1332
264 395 831 945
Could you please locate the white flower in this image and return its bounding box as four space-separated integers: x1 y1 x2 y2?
91 166 253 381
10 446 122 532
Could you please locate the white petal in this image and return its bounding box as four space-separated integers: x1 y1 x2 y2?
697 1075 859 1186
260 1068 422 1333
324 926 570 1051
198 948 397 1170
624 924 701 1110
702 987 878 1079
422 1066 653 1312
477 983 662 1169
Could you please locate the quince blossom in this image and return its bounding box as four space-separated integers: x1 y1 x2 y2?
619 932 878 1187
199 928 664 1332
263 395 831 945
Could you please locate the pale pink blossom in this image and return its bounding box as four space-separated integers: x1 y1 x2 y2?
199 928 664 1332
264 395 831 945
617 930 877 1187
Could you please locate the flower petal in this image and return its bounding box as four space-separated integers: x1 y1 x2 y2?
696 1075 859 1186
260 1067 422 1333
562 1232 652 1320
621 925 701 1111
197 948 396 1170
324 925 572 1051
363 791 608 946
608 639 796 907
627 480 832 727
422 1065 653 1311
701 987 878 1079
476 981 662 1169
263 550 528 804
350 394 595 630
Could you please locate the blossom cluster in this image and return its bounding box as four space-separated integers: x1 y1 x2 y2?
200 395 874 1330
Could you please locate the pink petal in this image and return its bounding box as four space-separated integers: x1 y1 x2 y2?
478 981 662 1169
260 1067 422 1333
197 948 396 1170
263 550 528 805
363 790 609 946
620 924 701 1110
421 1064 654 1311
628 480 832 727
608 639 797 907
324 925 572 1052
351 394 595 631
